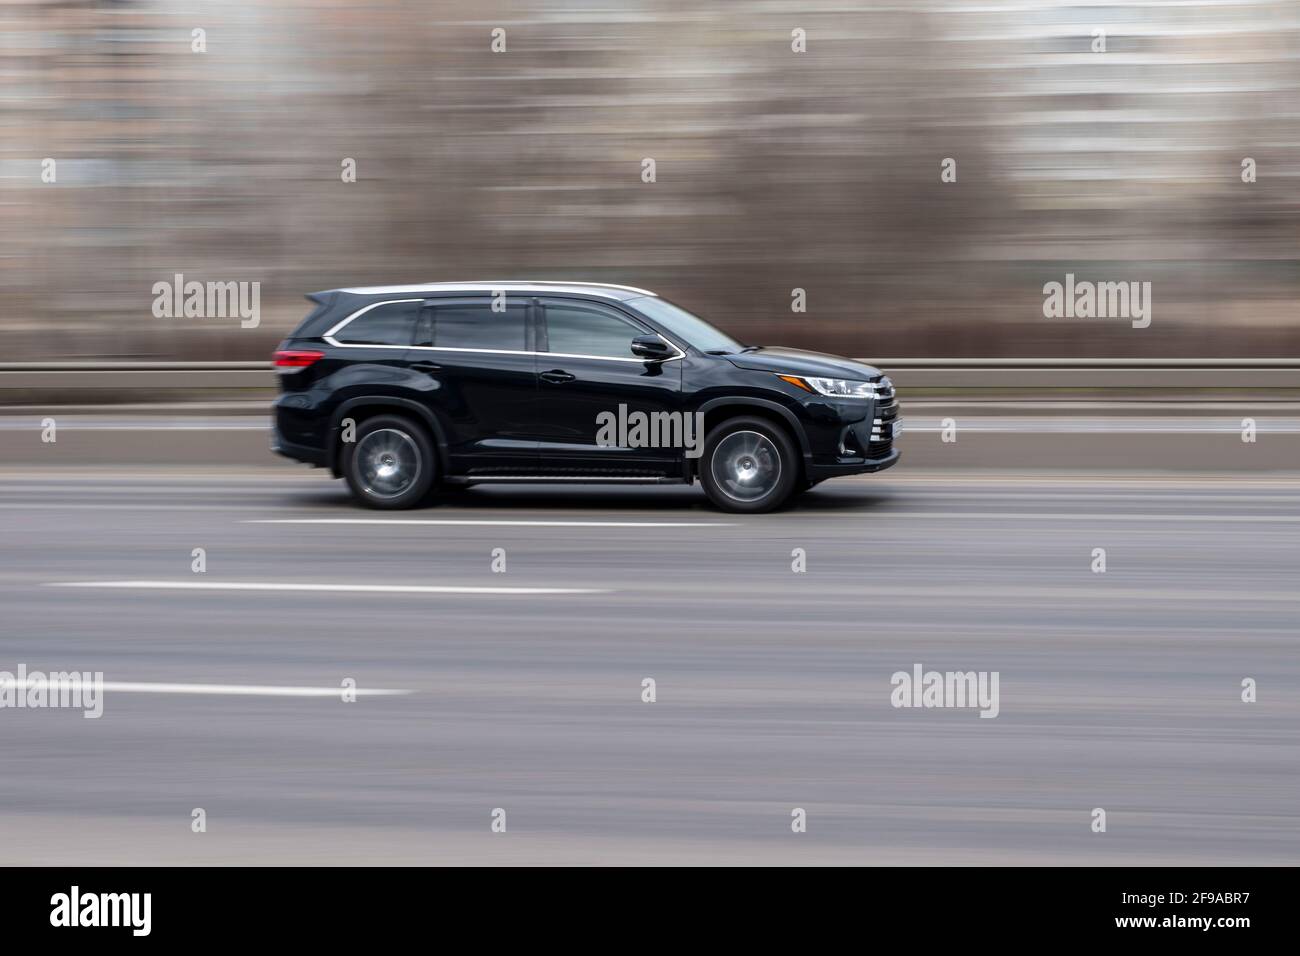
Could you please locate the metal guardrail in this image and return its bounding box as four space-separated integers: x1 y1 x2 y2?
0 362 271 391
2 360 1299 394
878 359 1300 368
6 359 1300 369
875 360 1300 389
7 359 1300 372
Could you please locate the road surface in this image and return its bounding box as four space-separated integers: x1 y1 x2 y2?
1 467 1297 864
7 405 1300 470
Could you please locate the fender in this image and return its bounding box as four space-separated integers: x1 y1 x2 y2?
695 395 811 459
329 396 450 476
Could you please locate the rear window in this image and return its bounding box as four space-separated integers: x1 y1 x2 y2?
334 300 421 346
426 301 527 351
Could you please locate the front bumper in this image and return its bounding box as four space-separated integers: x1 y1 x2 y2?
808 446 900 480
800 381 901 480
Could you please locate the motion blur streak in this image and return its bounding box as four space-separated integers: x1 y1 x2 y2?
2 1 1297 361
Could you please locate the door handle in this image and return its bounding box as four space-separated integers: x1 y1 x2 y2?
410 361 441 374
540 369 575 384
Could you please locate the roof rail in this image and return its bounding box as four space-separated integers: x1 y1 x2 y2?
466 280 658 296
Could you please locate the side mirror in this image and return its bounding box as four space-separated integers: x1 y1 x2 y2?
631 334 673 360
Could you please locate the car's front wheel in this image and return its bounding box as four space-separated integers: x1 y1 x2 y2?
698 416 799 513
341 414 435 509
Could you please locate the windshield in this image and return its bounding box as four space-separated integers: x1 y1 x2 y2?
626 296 744 354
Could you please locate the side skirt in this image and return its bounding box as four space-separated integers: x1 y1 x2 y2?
443 475 691 486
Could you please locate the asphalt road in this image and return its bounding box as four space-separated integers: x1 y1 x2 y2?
2 467 1298 864
9 406 1300 470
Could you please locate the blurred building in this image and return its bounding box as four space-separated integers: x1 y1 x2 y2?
1 0 1297 361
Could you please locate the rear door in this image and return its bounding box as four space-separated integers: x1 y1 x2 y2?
532 297 684 475
410 296 538 473
293 299 424 452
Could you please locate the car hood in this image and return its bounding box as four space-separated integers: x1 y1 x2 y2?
724 346 882 380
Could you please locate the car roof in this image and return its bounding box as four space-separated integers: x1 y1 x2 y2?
325 281 656 302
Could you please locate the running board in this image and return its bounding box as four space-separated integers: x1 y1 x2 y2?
444 475 689 486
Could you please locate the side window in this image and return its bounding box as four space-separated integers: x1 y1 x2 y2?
334 301 421 346
543 302 645 358
426 301 527 351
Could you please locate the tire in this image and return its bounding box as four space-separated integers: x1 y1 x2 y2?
698 416 799 513
341 414 436 509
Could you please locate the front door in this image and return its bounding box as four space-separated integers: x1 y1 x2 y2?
532 297 684 476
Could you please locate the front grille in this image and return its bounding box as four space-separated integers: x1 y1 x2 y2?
870 375 896 402
868 388 900 458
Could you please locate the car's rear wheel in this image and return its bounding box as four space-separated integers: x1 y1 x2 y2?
342 414 435 509
699 416 799 513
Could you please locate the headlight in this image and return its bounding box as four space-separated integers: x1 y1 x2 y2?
779 374 875 398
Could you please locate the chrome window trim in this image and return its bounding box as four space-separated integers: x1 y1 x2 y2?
323 298 684 363
323 299 425 344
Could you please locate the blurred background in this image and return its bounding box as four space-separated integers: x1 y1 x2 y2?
3 2 1300 871
1 0 1296 364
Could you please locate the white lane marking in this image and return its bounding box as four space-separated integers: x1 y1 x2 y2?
247 518 731 528
0 504 282 511
874 492 1300 502
11 425 267 432
0 420 267 431
755 584 1300 604
899 416 1300 434
2 678 409 698
843 511 1300 522
47 581 606 595
12 416 1300 433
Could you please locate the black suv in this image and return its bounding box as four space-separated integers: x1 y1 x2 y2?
272 282 899 512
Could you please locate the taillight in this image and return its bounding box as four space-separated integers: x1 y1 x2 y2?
273 349 324 369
